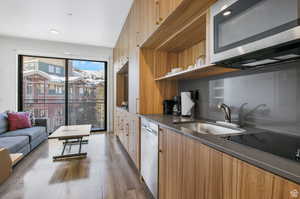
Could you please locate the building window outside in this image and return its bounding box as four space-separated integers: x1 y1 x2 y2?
27 84 33 95
38 84 45 94
40 110 45 117
56 67 61 74
34 62 38 69
79 87 84 96
49 65 54 73
55 85 63 94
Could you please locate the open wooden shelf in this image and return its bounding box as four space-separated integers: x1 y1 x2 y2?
116 61 128 108
141 0 216 50
156 11 207 52
155 64 238 81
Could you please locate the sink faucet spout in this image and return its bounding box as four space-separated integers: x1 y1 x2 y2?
218 103 231 123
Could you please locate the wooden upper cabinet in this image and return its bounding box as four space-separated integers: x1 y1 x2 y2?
128 0 139 51
137 0 184 44
139 0 158 44
113 40 121 71
128 0 140 114
158 0 183 24
273 176 300 199
115 18 129 70
121 19 130 62
236 161 274 199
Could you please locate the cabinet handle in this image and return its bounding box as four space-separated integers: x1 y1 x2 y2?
158 128 163 153
290 189 299 198
136 98 140 114
155 0 160 25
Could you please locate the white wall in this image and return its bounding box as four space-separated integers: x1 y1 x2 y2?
0 35 114 131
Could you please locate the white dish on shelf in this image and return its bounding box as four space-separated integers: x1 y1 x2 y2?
187 65 196 70
156 63 215 81
171 67 183 73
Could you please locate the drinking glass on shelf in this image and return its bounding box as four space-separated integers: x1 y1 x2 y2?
196 56 205 67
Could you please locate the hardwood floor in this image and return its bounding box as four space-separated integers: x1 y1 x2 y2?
0 134 151 199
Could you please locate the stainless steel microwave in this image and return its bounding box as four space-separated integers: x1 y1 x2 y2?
210 0 300 69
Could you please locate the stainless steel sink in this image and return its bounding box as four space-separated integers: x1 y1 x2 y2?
179 122 246 136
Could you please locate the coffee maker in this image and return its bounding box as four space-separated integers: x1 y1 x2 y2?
172 96 181 116
163 100 175 115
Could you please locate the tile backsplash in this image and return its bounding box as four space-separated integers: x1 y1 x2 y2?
179 61 300 135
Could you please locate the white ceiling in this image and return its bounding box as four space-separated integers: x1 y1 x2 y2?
0 0 133 47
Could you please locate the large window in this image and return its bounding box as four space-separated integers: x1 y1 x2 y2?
19 55 107 132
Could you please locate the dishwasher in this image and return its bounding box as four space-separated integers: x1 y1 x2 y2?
141 118 158 199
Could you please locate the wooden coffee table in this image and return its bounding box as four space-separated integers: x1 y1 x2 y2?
48 125 91 161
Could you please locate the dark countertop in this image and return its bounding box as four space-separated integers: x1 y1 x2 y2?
140 114 300 184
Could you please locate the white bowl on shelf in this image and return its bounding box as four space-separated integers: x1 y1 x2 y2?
171 67 182 73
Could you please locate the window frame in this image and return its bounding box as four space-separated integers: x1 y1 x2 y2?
18 55 108 132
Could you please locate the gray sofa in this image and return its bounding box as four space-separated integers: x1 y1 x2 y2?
0 113 48 156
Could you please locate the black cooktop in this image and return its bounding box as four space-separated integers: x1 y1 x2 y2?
228 132 300 162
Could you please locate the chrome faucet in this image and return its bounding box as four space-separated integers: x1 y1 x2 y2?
218 103 231 123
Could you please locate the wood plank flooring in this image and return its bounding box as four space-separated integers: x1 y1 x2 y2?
0 133 151 199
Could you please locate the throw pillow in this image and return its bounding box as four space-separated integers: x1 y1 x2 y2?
7 112 32 131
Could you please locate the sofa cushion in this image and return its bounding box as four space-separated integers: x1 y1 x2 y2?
0 127 46 141
0 136 29 153
7 112 32 131
0 113 8 134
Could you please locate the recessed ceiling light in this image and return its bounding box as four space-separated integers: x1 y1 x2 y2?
64 52 72 55
50 29 59 34
223 10 232 16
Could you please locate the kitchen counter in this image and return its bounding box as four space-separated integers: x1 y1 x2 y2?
140 114 300 184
